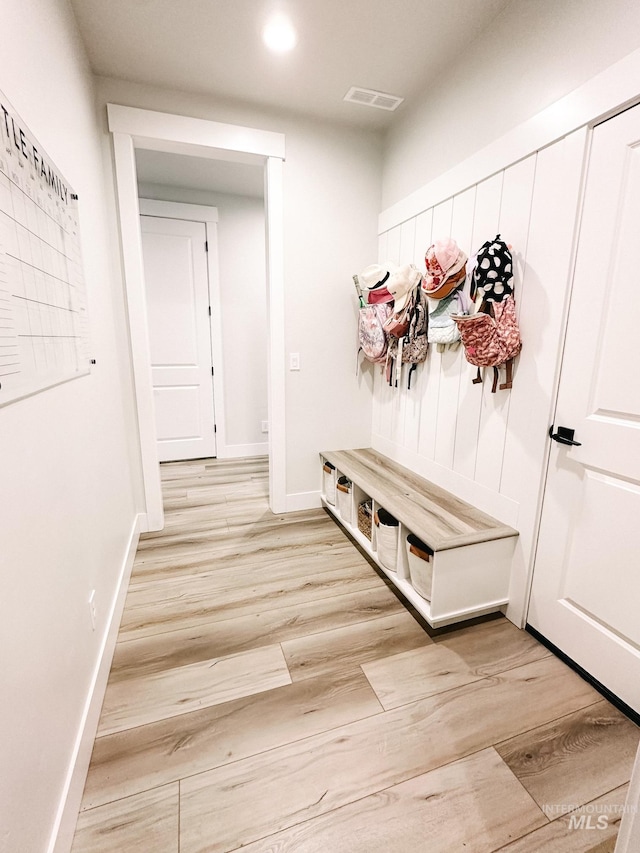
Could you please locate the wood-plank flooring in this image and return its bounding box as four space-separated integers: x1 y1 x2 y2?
72 457 639 853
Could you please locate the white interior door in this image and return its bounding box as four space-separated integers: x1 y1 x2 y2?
141 215 216 462
528 105 640 713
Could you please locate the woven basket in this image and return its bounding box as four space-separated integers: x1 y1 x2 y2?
357 499 372 540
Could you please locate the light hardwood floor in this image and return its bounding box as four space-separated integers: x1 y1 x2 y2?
72 457 639 853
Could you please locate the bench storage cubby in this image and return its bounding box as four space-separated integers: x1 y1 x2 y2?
319 448 519 628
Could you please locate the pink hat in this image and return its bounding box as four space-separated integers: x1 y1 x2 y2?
367 285 394 304
423 238 468 299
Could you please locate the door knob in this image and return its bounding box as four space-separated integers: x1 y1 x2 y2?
549 425 582 446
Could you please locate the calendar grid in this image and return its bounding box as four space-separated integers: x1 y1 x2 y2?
0 90 90 404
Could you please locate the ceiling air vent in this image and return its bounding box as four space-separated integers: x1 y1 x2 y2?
343 87 404 112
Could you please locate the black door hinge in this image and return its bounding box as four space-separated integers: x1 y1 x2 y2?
205 240 208 252
211 366 214 376
208 305 211 316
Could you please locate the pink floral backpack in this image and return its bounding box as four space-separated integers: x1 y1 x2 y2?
357 302 392 367
453 236 522 392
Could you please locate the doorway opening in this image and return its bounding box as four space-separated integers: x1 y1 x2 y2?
135 149 268 464
108 104 286 529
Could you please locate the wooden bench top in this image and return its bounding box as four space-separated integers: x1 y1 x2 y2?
321 448 518 552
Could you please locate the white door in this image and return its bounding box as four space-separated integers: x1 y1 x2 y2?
528 105 640 713
140 215 216 462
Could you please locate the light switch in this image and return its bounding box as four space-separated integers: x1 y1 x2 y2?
290 352 300 371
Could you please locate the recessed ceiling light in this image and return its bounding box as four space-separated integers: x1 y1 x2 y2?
262 14 297 53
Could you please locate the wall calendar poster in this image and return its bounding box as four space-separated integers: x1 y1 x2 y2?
0 89 90 407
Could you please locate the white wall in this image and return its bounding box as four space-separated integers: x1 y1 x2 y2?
138 182 268 456
96 77 382 504
382 0 640 208
0 2 142 852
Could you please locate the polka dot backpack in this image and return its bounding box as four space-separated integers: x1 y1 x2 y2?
470 234 513 303
453 235 522 392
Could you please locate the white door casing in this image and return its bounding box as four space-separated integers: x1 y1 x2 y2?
528 104 640 714
141 215 216 461
107 105 286 529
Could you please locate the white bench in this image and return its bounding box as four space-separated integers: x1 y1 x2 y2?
320 448 518 628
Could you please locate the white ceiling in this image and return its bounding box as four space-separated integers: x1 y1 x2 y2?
70 0 513 131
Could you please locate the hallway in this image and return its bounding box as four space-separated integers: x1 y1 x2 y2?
72 458 639 852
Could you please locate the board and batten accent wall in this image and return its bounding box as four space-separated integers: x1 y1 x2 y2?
373 128 588 627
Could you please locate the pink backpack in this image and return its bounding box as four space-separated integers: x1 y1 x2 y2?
358 303 392 366
453 295 522 392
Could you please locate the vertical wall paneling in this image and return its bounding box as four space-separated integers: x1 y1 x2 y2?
501 129 589 625
370 229 389 440
498 156 537 266
474 159 537 491
375 131 587 623
434 187 476 469
371 367 386 440
375 356 394 440
469 174 505 488
374 225 400 441
377 229 389 266
370 370 382 438
403 209 433 452
452 172 504 480
385 225 402 265
417 198 454 460
402 350 425 453
431 197 454 240
413 209 433 268
372 130 587 627
388 218 418 445
399 218 416 263
390 360 407 445
416 330 440 460
390 217 415 447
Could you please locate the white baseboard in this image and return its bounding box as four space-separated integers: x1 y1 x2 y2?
285 490 322 512
218 442 269 459
48 513 143 853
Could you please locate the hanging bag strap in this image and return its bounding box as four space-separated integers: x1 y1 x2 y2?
499 358 514 390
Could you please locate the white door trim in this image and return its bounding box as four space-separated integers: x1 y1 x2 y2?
107 103 285 161
108 106 286 528
139 199 227 460
265 157 286 513
111 132 162 531
139 198 219 223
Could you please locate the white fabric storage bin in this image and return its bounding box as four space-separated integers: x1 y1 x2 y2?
406 534 434 600
323 461 336 505
374 508 399 572
336 476 352 523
